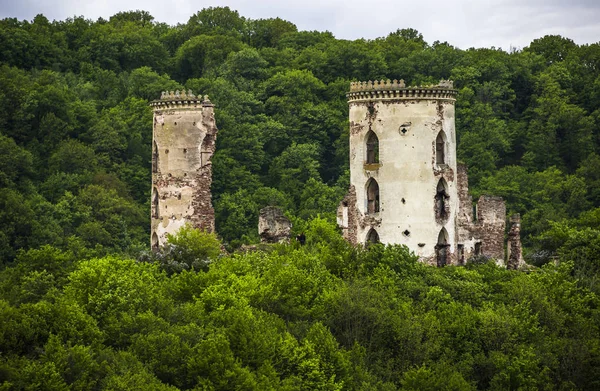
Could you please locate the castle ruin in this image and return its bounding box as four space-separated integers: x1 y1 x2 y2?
149 84 523 268
337 79 523 267
150 91 217 249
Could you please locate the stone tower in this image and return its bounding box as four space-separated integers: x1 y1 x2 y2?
338 79 459 265
150 91 217 249
338 79 514 266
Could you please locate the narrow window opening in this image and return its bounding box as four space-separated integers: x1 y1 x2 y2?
366 131 379 164
367 102 375 117
366 229 380 245
475 242 482 256
436 228 449 267
435 178 450 222
366 179 380 214
152 142 158 173
458 244 465 265
152 188 159 219
436 131 446 164
152 232 159 251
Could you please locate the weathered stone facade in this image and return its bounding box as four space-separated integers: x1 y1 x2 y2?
258 206 292 243
338 79 522 266
507 214 525 269
456 164 506 264
150 91 217 249
337 185 360 245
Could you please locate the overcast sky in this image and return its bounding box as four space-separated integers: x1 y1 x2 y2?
1 0 598 50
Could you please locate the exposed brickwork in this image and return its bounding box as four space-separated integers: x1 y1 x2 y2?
456 164 473 227
150 92 217 247
507 214 524 269
337 185 359 245
190 165 215 232
456 163 474 263
456 164 510 264
476 195 506 260
258 206 292 243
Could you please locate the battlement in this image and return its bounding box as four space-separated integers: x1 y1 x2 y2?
150 90 214 109
347 79 457 102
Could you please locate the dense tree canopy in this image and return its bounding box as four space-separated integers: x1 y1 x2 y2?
0 223 599 389
1 8 599 256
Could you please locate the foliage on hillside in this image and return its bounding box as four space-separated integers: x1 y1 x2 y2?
1 8 600 259
0 221 599 390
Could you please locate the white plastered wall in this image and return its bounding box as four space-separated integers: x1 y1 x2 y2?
349 99 458 260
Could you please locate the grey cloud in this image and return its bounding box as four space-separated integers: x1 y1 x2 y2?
0 0 598 49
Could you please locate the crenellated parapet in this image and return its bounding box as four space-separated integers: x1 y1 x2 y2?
347 79 457 102
150 90 214 109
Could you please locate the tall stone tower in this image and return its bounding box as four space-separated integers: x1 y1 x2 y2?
150 91 217 249
338 79 460 265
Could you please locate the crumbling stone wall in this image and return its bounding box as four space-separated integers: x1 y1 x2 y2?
475 195 506 262
456 164 474 230
507 214 524 269
337 185 359 245
457 164 510 264
456 163 474 264
258 206 292 243
150 91 217 248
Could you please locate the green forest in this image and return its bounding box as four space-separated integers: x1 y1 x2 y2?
1 7 599 390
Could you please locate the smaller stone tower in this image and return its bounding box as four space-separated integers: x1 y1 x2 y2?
150 91 217 249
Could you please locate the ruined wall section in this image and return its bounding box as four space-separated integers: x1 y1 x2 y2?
456 163 474 264
258 206 292 243
507 214 524 269
456 163 474 230
150 91 217 248
475 195 506 263
337 185 360 245
456 163 508 264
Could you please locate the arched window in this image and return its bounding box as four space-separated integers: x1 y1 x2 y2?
435 178 449 222
436 131 446 164
152 188 159 219
366 131 379 164
366 228 380 244
366 178 380 214
152 141 159 173
152 232 159 251
436 228 449 267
